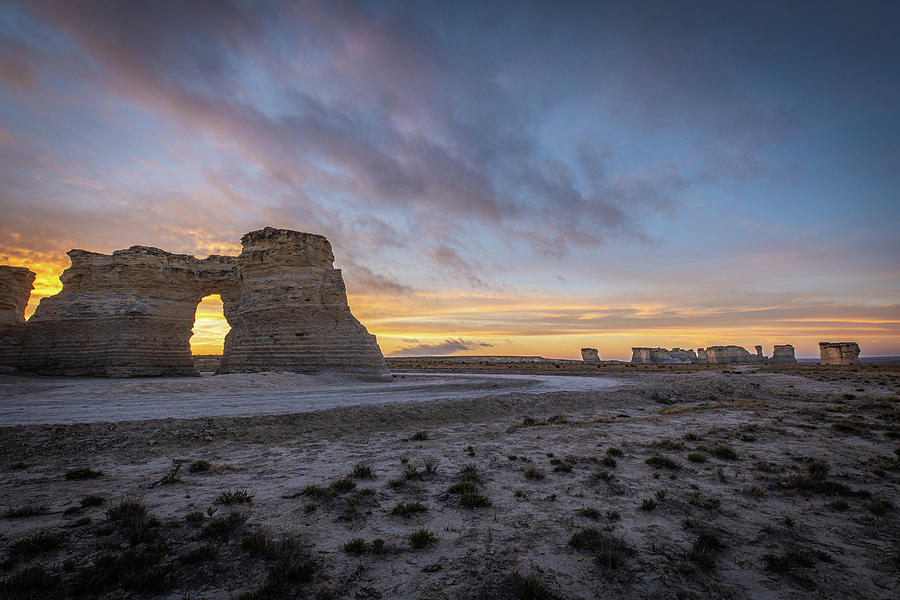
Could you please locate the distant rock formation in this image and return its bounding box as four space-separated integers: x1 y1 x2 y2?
0 266 35 370
12 227 389 379
819 342 860 365
631 347 697 364
702 345 760 364
771 344 797 364
581 348 600 363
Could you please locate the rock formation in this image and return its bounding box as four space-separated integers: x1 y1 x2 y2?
701 345 760 364
0 266 35 370
581 348 600 363
19 247 237 377
819 342 860 365
13 227 390 379
669 348 698 363
631 347 697 364
217 228 389 379
771 344 797 364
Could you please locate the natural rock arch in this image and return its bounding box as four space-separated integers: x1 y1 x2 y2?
6 228 389 380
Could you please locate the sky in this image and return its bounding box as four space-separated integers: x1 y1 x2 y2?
1 0 898 359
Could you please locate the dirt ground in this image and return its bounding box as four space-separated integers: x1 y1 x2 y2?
1 362 898 599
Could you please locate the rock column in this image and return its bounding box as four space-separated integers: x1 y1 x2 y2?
217 228 390 380
581 348 600 363
0 266 35 370
819 342 860 365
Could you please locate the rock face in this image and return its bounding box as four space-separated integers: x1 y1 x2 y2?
819 342 860 365
217 228 389 379
19 247 236 377
771 344 797 364
0 266 35 370
581 348 600 363
16 227 390 379
631 347 697 364
702 345 760 364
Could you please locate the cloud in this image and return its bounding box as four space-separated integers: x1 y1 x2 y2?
389 337 494 357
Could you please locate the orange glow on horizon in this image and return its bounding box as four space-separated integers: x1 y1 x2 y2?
7 255 898 361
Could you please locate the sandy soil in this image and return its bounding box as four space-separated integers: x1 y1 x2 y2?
1 364 898 599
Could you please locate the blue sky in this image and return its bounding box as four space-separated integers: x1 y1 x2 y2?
1 0 898 357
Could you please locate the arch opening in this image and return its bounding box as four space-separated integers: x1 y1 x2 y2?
191 294 231 364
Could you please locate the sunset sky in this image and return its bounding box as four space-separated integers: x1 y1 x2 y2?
1 1 898 359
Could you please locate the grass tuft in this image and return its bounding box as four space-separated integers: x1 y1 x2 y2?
568 528 632 569
351 462 374 479
200 512 248 541
343 538 367 554
409 528 437 549
524 465 545 480
187 459 211 473
11 531 66 557
645 456 680 470
711 446 739 460
214 489 254 505
65 467 103 480
391 501 428 518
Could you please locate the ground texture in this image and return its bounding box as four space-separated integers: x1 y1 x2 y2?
1 363 898 599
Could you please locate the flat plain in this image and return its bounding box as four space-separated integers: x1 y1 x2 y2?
1 361 898 599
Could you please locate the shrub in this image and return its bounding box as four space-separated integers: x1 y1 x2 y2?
187 460 211 473
200 512 248 541
711 447 738 460
371 538 386 554
11 532 66 557
640 498 657 511
344 538 367 554
329 479 356 494
606 447 624 457
524 465 545 480
65 467 103 480
645 456 680 470
459 491 491 509
2 566 60 595
568 528 632 569
578 507 601 519
411 431 429 441
107 497 158 544
159 462 183 484
179 545 217 564
687 453 706 463
185 511 204 524
409 529 437 549
552 461 573 473
302 485 330 497
81 495 105 507
391 502 428 517
447 481 478 495
601 456 617 468
215 489 253 505
352 462 374 479
867 500 892 515
423 456 440 474
459 463 483 483
106 497 148 526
